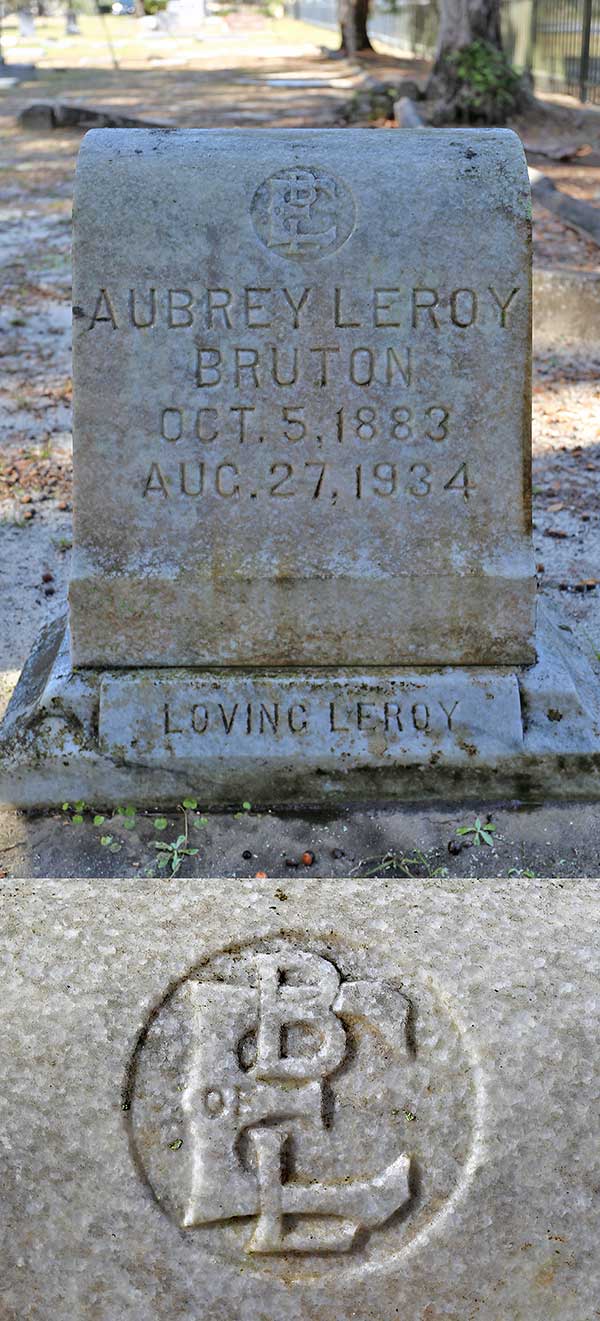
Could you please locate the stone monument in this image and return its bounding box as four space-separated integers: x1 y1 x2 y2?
1 128 599 803
164 0 205 35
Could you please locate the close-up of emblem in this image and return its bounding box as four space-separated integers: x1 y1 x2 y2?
250 166 355 259
127 938 479 1276
182 949 410 1253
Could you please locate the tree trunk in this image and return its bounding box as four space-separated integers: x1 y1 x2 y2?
65 6 80 34
427 0 521 122
435 0 501 62
338 0 372 54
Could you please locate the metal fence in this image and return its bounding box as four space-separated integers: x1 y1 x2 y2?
290 0 600 104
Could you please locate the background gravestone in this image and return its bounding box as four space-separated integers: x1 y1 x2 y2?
70 128 535 668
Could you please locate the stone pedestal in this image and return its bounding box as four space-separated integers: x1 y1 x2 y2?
0 878 598 1318
1 606 598 806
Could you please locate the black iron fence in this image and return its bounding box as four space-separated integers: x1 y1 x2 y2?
289 0 600 104
505 0 600 103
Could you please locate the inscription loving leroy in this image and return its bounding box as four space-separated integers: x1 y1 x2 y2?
99 671 524 773
71 129 534 668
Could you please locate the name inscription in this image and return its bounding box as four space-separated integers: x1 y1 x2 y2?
82 283 520 334
78 277 523 521
99 673 524 768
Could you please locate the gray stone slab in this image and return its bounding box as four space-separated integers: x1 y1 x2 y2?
69 127 535 669
98 669 524 769
533 268 600 346
0 877 598 1319
18 101 169 130
1 605 598 806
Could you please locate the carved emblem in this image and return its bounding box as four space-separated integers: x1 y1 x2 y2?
250 167 355 260
128 938 478 1271
182 949 410 1252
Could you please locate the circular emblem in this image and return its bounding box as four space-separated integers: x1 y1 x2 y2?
127 937 480 1277
250 166 355 261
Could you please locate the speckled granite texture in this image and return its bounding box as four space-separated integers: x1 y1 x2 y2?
0 878 597 1319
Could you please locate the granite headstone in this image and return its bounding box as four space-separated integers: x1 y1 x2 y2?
1 128 599 805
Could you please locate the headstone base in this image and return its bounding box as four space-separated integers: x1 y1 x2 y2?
1 609 598 807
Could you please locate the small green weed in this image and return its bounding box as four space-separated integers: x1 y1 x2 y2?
62 799 86 825
445 40 521 123
153 805 199 878
354 849 448 879
155 833 199 877
456 817 496 847
234 800 252 820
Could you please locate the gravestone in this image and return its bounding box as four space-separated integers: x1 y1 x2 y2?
1 128 599 805
165 0 205 34
69 129 534 669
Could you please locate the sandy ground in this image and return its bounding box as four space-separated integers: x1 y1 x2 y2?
1 12 599 878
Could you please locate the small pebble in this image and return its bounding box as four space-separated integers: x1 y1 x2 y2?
301 850 316 867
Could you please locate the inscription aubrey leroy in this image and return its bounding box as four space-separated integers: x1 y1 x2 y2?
71 129 534 668
127 938 479 1274
99 671 524 770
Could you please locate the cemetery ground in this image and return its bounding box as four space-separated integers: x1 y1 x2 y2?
1 9 600 879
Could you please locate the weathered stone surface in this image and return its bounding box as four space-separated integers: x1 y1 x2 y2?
70 127 535 668
165 0 205 33
393 96 425 127
99 669 524 768
533 268 600 345
0 877 598 1318
18 101 168 130
1 605 598 806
